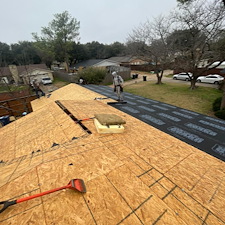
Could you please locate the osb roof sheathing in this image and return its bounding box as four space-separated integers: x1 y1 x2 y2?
0 84 225 225
31 83 109 111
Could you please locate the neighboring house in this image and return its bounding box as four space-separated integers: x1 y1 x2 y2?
73 59 122 74
93 59 120 68
107 56 149 66
0 64 53 85
208 61 225 69
73 59 120 71
72 58 131 84
51 61 66 70
19 64 53 84
73 58 130 73
198 60 225 76
73 56 149 70
208 61 225 77
73 59 105 70
92 59 123 76
129 58 149 65
0 67 13 84
198 59 210 68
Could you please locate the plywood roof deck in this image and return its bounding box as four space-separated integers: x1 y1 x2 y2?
0 84 225 224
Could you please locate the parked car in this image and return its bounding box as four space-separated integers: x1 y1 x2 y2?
173 72 193 81
41 77 52 85
196 74 224 84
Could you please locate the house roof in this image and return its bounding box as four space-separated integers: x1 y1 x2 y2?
93 59 120 67
0 84 225 224
0 64 49 77
16 64 49 75
0 67 11 76
19 69 51 77
209 61 225 69
73 56 149 68
107 56 150 64
107 56 134 63
74 59 104 68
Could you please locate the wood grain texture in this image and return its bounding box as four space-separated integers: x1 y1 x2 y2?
0 84 224 224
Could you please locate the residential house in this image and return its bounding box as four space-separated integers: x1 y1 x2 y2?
73 56 149 69
73 58 131 83
0 66 13 84
197 60 225 76
18 64 53 84
129 58 149 65
208 61 225 76
72 59 106 70
92 59 120 68
0 64 53 85
107 56 149 66
106 56 154 73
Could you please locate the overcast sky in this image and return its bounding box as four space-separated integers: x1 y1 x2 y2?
0 0 178 45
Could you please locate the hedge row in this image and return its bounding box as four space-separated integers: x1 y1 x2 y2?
212 97 225 120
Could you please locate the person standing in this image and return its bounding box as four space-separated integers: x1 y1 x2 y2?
32 79 45 98
112 71 124 101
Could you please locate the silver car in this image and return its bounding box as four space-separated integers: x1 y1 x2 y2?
173 72 193 81
41 77 52 85
197 74 224 84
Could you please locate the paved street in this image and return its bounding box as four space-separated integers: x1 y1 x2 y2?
117 73 220 88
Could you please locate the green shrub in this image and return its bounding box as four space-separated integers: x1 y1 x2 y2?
78 68 107 84
212 97 222 112
215 109 225 120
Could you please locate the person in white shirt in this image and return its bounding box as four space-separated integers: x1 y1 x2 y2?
32 79 45 98
79 77 84 84
112 71 124 101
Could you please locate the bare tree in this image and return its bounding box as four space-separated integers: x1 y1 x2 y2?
172 0 225 89
177 0 225 8
127 15 173 84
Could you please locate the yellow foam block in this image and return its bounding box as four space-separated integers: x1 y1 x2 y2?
94 118 125 134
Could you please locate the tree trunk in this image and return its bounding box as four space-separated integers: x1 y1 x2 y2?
65 61 69 72
190 78 198 90
155 70 163 85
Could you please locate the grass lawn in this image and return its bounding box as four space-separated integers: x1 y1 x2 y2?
53 77 70 88
0 85 28 92
124 81 223 116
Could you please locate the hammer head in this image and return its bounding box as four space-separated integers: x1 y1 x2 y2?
68 179 86 193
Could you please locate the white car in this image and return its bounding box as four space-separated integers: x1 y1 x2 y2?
41 77 52 85
173 72 193 81
197 74 224 84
